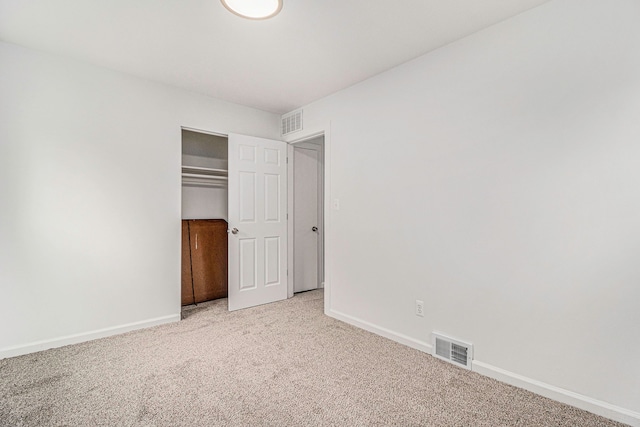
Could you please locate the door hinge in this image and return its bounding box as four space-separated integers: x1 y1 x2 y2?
286 157 289 164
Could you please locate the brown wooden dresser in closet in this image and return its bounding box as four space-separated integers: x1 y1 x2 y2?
181 219 228 305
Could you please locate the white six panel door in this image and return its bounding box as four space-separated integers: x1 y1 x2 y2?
228 134 288 311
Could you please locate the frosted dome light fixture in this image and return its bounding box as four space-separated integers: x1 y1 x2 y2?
221 0 282 20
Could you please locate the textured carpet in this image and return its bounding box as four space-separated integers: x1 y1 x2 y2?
0 290 626 426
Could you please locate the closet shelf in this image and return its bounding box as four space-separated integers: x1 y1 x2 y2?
182 165 228 187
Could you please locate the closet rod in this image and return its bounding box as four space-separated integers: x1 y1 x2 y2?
182 173 228 180
182 166 228 174
182 181 227 188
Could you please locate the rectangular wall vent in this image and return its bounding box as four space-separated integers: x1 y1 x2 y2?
432 332 473 370
281 110 303 135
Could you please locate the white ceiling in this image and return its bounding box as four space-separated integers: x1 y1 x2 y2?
0 0 551 114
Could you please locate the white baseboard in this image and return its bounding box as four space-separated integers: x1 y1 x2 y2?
473 361 640 427
326 309 638 426
0 314 180 360
327 308 432 354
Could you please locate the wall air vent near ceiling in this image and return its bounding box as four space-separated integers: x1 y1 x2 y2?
281 109 303 135
433 332 473 370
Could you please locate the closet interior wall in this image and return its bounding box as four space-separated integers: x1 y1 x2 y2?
181 130 229 306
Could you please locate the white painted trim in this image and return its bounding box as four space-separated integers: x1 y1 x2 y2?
286 135 325 298
287 132 325 299
285 122 332 314
327 309 433 354
0 314 180 360
286 142 295 298
322 124 331 315
180 126 228 138
285 130 325 144
473 361 640 427
289 140 324 295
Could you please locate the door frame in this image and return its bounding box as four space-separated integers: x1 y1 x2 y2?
284 122 332 315
288 137 324 295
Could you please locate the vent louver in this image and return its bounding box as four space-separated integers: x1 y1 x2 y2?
433 333 473 370
281 110 303 135
451 343 468 365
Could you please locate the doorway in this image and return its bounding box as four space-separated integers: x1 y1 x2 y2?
289 136 325 295
180 129 229 307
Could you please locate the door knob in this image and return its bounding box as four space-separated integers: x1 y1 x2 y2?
312 226 318 232
231 228 239 234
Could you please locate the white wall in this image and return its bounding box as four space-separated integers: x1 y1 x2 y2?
0 41 279 357
300 0 640 422
181 186 228 221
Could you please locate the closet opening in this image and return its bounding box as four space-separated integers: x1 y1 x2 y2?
180 129 229 307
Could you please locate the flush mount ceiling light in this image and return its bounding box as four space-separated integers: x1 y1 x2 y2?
221 0 282 20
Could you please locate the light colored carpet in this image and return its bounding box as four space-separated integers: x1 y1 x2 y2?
0 290 626 426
